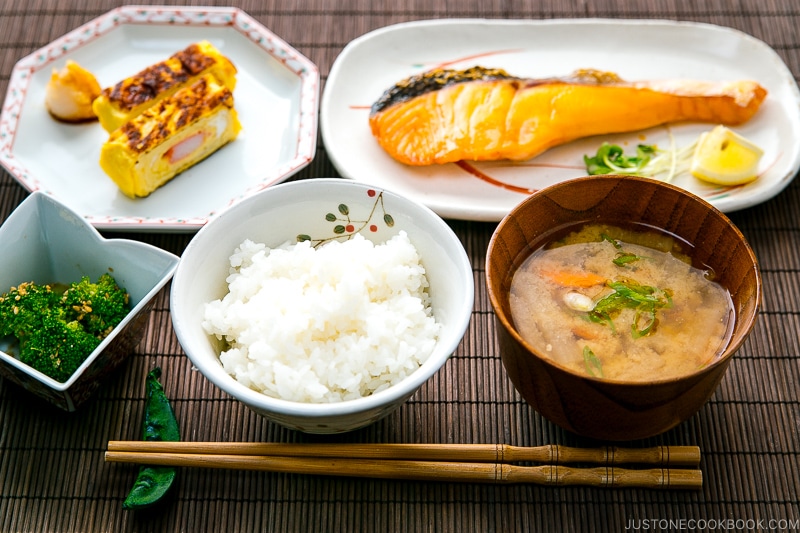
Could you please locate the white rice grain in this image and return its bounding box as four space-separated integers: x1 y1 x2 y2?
201 231 441 403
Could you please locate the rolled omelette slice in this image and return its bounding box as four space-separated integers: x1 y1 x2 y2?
92 40 237 133
99 74 241 198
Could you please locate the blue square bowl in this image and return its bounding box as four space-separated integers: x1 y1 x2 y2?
0 192 179 411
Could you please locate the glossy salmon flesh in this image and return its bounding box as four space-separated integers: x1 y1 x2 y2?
368 67 768 166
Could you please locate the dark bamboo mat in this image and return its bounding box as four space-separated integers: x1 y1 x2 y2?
1 1 799 531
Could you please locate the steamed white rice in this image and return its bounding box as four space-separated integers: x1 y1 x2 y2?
201 231 441 403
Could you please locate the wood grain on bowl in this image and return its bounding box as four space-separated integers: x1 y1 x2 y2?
486 175 761 441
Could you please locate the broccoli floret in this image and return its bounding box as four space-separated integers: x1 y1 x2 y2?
18 314 101 382
60 273 131 337
0 274 130 382
0 281 59 339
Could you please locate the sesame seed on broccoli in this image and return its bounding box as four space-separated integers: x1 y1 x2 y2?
0 274 130 382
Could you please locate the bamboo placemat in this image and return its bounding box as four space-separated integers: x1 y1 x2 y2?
1 1 799 531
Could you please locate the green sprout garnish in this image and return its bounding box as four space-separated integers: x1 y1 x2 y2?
583 346 604 378
583 129 697 183
601 233 643 266
601 233 623 249
584 143 657 175
588 280 672 338
612 252 641 266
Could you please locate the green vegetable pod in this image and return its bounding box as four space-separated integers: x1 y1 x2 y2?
122 367 180 510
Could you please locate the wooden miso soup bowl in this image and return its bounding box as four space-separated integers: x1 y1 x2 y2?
486 175 761 441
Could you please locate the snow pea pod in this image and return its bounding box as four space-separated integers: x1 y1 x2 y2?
122 367 180 510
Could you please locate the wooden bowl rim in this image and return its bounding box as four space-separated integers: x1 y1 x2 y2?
486 175 762 387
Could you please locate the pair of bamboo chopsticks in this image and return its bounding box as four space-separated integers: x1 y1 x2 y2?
105 441 702 489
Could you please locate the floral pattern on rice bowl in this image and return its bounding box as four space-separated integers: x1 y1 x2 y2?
297 189 395 247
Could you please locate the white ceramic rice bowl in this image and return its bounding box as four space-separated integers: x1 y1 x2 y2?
170 178 474 433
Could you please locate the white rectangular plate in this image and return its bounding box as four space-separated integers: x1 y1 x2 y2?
321 18 800 221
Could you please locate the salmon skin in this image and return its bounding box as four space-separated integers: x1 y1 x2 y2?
368 66 768 166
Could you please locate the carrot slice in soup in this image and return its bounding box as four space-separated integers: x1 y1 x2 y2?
542 270 606 288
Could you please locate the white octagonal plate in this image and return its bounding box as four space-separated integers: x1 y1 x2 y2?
0 6 319 231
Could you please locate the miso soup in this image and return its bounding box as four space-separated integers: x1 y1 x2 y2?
509 224 734 381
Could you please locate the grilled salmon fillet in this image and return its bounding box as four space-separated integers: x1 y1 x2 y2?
369 67 768 166
99 74 241 198
92 40 237 132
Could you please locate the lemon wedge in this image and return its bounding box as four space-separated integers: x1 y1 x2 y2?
690 125 764 186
